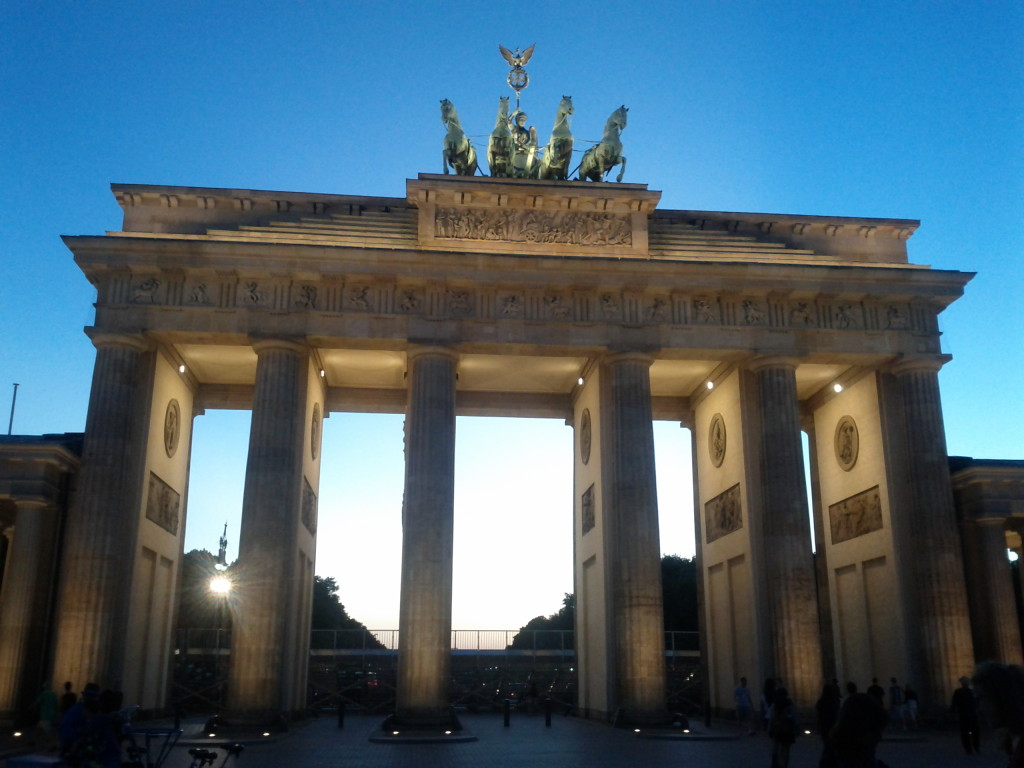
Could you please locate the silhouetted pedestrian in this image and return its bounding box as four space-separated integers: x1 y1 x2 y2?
825 692 890 768
973 661 1024 767
902 683 919 730
768 686 797 768
951 675 981 754
866 678 884 702
59 681 76 716
735 676 754 734
817 682 842 743
887 678 904 728
761 677 778 732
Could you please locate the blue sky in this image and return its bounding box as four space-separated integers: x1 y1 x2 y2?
2 1 1021 629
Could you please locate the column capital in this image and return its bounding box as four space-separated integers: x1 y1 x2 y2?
249 336 308 356
603 350 655 368
888 353 952 376
746 355 801 373
406 345 460 365
84 328 151 353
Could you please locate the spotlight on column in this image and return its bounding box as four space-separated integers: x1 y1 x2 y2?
178 364 186 374
577 377 584 386
833 383 843 393
320 369 326 378
706 381 714 390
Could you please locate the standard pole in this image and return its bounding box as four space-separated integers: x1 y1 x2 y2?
7 383 18 435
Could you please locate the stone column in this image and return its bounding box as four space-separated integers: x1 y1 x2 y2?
0 502 60 719
750 357 822 706
962 519 1022 664
52 332 152 690
891 357 974 707
228 339 309 719
602 352 666 724
395 347 457 726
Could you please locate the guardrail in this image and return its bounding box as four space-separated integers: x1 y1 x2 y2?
175 628 699 654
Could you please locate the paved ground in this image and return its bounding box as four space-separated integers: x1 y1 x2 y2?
2 713 1012 768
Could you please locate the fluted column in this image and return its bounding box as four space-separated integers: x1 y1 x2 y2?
963 519 1022 664
603 352 666 724
396 347 457 726
750 357 822 706
0 502 60 719
892 357 974 707
52 332 152 690
228 339 309 719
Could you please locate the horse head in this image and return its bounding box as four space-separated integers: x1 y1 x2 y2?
611 105 628 131
497 96 509 118
440 99 456 127
560 95 574 116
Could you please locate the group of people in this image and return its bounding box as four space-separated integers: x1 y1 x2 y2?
732 664 1024 768
30 680 126 767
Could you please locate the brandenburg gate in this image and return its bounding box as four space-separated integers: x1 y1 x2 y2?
1 170 1011 727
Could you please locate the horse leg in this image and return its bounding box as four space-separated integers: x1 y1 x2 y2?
615 156 627 183
443 148 450 175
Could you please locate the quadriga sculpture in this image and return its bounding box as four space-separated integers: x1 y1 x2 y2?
440 99 478 176
578 105 628 183
487 96 513 177
534 95 574 181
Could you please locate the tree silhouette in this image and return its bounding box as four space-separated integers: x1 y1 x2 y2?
508 555 699 647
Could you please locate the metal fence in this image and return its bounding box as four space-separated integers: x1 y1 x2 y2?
172 629 701 715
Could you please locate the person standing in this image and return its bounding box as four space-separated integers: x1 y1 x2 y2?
59 681 76 717
887 678 904 729
32 682 59 750
866 678 884 702
768 686 797 768
734 677 754 734
902 683 919 730
826 693 890 768
972 662 1024 768
951 676 981 754
761 677 778 732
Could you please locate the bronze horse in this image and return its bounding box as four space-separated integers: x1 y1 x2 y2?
534 96 574 181
441 99 478 176
578 105 628 183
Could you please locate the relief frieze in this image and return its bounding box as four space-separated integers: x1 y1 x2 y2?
302 478 318 535
146 472 180 536
705 483 742 543
111 271 923 336
581 483 595 536
829 485 883 544
434 207 632 247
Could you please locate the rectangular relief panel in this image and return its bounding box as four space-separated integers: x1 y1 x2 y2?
145 472 181 536
829 486 882 544
705 483 742 543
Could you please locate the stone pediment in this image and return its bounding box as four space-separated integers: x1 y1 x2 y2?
407 174 660 258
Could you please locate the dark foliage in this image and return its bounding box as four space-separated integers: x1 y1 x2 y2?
176 551 382 647
508 555 699 647
661 554 699 632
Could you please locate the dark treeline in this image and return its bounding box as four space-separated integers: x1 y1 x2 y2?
509 554 698 648
177 549 381 641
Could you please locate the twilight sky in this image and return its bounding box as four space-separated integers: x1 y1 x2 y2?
2 1 1021 630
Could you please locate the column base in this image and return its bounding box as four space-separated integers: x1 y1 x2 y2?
371 710 477 743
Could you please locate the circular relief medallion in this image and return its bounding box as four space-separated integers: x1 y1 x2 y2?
311 403 322 460
708 413 726 468
580 408 592 465
834 415 859 471
163 399 180 458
